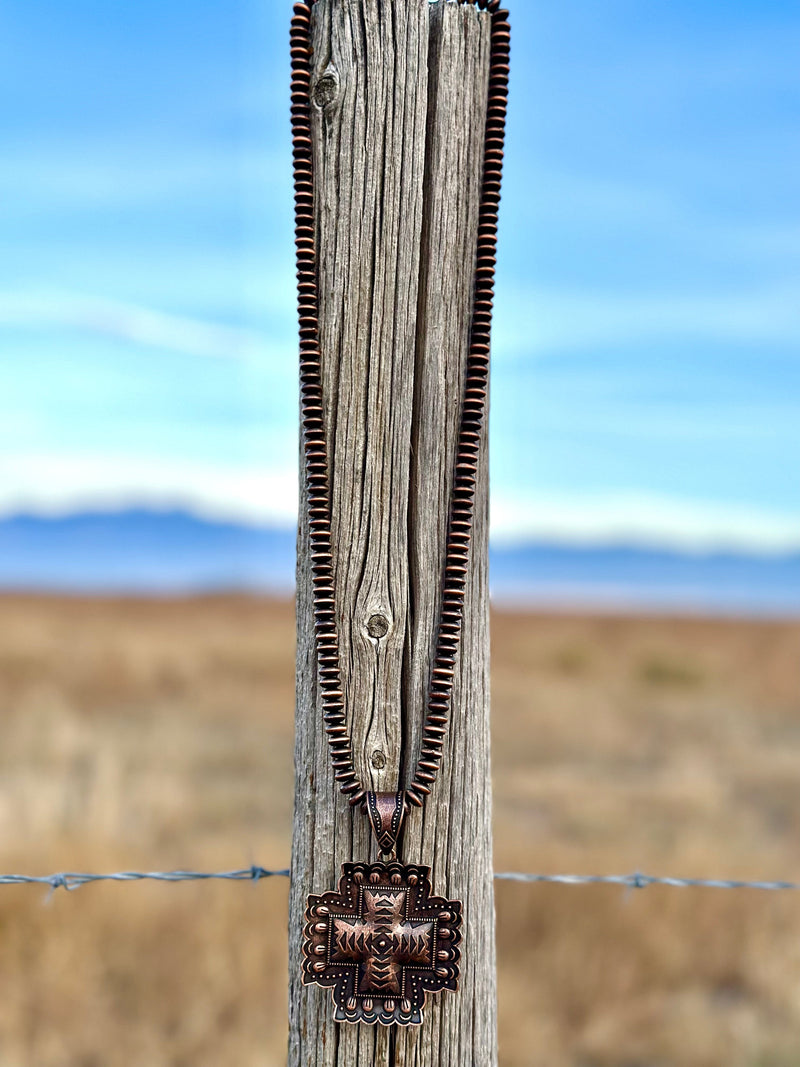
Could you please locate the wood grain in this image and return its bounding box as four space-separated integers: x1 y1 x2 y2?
289 2 496 1063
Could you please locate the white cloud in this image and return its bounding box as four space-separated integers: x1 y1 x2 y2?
0 453 299 527
3 453 800 557
491 490 800 555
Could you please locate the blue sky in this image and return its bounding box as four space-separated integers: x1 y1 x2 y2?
1 0 799 551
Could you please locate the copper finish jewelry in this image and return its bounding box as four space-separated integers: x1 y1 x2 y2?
303 862 462 1027
292 0 510 1027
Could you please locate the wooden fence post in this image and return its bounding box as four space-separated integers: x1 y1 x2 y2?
289 2 497 1063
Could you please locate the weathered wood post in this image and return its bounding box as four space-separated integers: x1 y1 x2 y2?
289 1 502 1063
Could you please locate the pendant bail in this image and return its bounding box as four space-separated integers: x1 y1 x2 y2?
366 791 407 856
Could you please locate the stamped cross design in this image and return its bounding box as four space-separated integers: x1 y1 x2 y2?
302 861 462 1026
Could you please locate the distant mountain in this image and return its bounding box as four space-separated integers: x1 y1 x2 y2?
0 509 296 593
491 541 800 615
0 508 798 615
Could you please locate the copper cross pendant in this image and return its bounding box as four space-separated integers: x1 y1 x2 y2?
301 794 463 1026
302 860 462 1026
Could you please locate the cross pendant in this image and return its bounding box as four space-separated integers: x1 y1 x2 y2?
301 860 462 1026
302 791 461 1026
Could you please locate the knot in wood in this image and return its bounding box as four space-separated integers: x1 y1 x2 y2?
312 68 339 111
366 614 390 640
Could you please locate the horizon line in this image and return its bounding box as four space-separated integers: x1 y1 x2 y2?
1 500 800 560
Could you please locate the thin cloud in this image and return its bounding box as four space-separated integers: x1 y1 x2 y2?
495 281 800 358
0 290 264 360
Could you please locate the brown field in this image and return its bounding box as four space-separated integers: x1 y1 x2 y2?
0 595 800 1065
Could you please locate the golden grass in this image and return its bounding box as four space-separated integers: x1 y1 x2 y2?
0 596 799 1064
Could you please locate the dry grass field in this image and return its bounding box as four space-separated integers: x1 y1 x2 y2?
0 595 799 1065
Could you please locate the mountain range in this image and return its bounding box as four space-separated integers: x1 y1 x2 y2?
0 508 797 615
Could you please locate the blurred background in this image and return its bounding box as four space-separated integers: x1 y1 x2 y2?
1 0 799 1064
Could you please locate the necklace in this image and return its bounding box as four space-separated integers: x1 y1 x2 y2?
291 0 510 1028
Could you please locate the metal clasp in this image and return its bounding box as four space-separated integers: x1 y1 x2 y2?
366 791 407 858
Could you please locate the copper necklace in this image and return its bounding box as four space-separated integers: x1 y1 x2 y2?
292 0 510 1028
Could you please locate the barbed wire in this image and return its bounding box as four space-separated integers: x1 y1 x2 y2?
0 867 290 892
3 866 800 894
494 871 800 891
